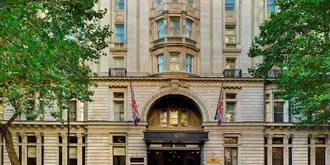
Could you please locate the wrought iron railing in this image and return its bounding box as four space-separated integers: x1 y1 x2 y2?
109 68 127 77
223 69 242 78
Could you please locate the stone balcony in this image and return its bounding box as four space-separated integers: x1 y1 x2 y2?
151 36 198 51
151 2 199 19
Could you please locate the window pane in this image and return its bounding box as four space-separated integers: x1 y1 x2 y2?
115 25 124 42
274 102 284 122
27 136 37 143
186 20 192 38
186 55 192 72
267 0 275 13
225 147 237 165
69 136 78 143
181 110 188 127
315 147 325 165
226 58 236 69
113 136 126 143
225 0 235 11
170 54 180 71
170 109 178 127
157 21 164 38
272 137 283 144
170 18 180 36
69 100 77 121
187 0 193 5
157 55 164 72
161 110 167 126
315 137 326 144
114 101 124 121
157 0 162 4
114 92 124 99
272 147 283 165
116 0 124 10
224 137 238 144
225 103 236 122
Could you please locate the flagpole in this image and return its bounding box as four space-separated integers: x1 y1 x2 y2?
214 81 224 120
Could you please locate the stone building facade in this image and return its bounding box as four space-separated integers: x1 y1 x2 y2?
0 0 329 165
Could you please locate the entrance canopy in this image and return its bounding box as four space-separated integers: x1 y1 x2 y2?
144 131 209 145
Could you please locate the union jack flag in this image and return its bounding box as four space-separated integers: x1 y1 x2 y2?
130 81 141 125
214 82 224 126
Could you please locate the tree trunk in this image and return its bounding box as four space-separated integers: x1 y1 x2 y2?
3 129 21 165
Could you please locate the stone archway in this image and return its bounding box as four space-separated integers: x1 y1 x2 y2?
140 86 209 122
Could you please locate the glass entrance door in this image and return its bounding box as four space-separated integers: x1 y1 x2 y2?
148 150 200 165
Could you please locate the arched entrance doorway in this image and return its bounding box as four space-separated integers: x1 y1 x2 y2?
145 95 208 165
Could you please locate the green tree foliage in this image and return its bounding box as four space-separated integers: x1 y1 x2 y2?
0 0 111 164
249 0 330 126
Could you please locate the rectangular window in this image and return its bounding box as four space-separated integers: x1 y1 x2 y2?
265 94 270 122
114 101 124 121
169 18 180 36
157 55 164 72
289 147 293 165
272 147 283 165
224 147 237 165
115 25 124 42
225 25 236 43
113 147 126 165
272 137 283 144
224 137 238 144
316 147 325 165
225 0 235 11
186 55 192 72
264 147 267 165
113 57 124 68
27 136 37 165
113 136 126 165
116 0 124 10
225 103 236 122
161 110 167 127
185 20 192 38
69 100 77 121
170 109 178 127
267 0 275 13
225 58 236 69
170 53 180 71
157 20 164 38
69 147 78 165
274 102 284 122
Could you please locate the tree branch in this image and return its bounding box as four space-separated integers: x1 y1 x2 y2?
5 114 19 129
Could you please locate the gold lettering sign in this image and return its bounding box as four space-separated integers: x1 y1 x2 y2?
206 157 220 164
69 147 77 159
28 147 36 158
113 147 126 156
